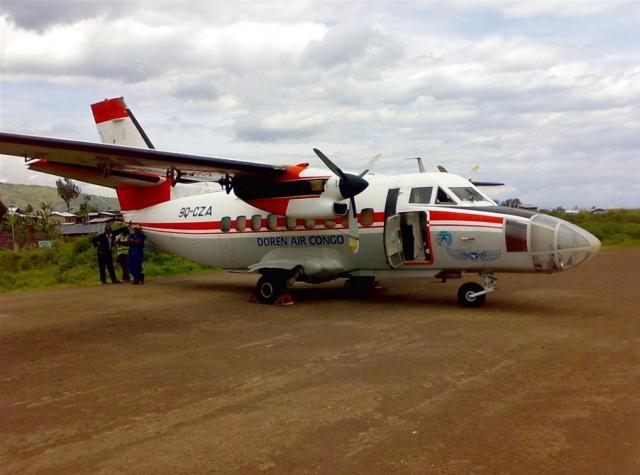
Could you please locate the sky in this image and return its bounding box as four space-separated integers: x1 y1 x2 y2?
0 0 639 209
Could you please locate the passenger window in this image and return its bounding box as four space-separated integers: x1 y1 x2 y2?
267 214 278 231
286 216 297 230
324 219 336 229
409 187 433 204
435 187 456 204
235 216 246 232
304 219 316 229
359 208 374 227
251 214 262 231
221 216 231 232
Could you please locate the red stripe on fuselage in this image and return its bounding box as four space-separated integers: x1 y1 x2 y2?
429 210 504 224
136 210 506 232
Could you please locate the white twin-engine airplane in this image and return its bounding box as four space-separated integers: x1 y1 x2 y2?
0 97 600 306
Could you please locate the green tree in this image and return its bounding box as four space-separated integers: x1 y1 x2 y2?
56 178 80 212
36 201 55 236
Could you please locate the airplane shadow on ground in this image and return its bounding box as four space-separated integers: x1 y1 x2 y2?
179 280 560 316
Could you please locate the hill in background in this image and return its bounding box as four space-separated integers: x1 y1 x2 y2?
0 182 119 212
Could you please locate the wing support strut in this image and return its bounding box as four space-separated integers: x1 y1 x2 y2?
166 167 182 187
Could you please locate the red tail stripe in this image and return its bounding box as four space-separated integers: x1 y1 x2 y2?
91 97 128 124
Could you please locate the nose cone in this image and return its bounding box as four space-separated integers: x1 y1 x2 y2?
580 228 601 256
583 228 601 261
530 214 601 272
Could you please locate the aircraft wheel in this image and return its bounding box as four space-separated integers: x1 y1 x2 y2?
257 275 285 304
458 282 486 308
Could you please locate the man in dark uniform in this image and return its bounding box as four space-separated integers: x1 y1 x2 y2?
127 225 146 285
92 224 121 284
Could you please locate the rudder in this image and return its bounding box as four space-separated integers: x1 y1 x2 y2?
91 97 155 149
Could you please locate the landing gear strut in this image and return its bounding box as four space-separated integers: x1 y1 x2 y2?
457 272 497 308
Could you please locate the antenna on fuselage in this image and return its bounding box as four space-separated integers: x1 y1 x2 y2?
406 157 425 173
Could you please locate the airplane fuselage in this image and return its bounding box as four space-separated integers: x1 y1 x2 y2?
124 171 600 283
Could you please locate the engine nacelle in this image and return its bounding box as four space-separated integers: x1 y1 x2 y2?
284 197 348 219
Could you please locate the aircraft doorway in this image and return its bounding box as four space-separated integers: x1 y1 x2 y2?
384 211 430 268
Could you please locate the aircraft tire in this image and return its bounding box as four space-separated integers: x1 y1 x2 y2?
458 282 486 308
257 275 285 305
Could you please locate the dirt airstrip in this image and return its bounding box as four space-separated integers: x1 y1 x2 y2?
1 249 639 474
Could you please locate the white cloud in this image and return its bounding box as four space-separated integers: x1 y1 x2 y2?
1 2 639 208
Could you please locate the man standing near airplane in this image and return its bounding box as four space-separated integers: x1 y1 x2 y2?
127 225 146 285
92 225 121 285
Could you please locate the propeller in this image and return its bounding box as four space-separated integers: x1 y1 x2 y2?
441 163 503 186
467 165 480 180
313 148 375 253
467 164 504 187
359 153 381 177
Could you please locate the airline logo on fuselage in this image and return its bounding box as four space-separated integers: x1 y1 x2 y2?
256 235 345 247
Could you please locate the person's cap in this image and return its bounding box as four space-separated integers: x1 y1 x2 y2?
105 224 112 230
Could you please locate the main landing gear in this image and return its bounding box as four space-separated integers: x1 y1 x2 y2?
457 272 497 308
254 269 302 305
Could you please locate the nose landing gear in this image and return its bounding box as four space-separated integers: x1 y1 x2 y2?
457 272 497 308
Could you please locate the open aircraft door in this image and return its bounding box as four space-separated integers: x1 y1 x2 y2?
385 214 405 268
384 188 431 268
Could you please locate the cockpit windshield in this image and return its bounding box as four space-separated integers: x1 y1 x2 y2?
449 187 491 203
435 187 456 204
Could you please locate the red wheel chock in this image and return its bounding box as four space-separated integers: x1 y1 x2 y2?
248 292 295 306
275 293 294 306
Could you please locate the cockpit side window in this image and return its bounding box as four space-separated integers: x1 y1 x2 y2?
409 187 433 204
505 219 528 252
435 187 456 204
450 187 487 203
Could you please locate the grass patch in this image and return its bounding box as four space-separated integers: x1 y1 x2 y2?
0 235 215 293
547 209 640 247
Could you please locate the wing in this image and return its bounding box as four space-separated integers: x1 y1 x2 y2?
0 131 285 189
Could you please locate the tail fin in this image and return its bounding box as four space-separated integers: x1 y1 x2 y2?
91 97 154 149
90 97 171 211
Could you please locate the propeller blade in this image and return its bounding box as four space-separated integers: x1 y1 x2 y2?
359 153 381 177
313 148 345 178
347 196 360 253
467 165 480 180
